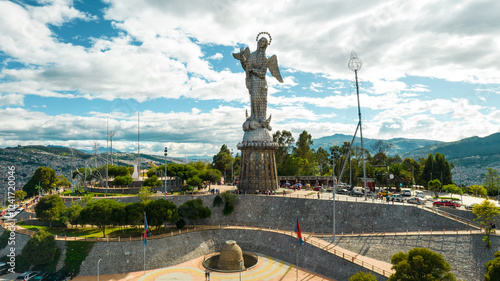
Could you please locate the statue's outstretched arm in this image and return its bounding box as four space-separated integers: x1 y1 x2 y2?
267 55 284 83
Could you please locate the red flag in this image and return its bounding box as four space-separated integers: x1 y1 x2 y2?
295 218 304 245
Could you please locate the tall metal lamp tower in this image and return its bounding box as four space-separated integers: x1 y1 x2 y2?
348 51 367 201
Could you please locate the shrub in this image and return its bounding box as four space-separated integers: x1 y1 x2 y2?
0 231 10 250
176 218 186 229
22 230 58 265
61 241 95 276
222 191 237 216
113 175 133 186
349 271 377 281
213 195 223 207
144 175 162 187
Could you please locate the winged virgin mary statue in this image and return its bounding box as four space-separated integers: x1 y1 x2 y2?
233 32 283 136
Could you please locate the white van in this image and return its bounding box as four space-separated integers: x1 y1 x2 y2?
416 191 424 198
350 187 364 197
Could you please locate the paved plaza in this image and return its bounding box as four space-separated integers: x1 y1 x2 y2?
72 254 335 281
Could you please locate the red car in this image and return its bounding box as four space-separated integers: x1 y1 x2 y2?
433 199 460 208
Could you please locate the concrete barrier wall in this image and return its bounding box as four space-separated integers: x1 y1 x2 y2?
79 229 387 281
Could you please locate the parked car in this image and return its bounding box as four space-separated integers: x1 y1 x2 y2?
336 188 349 195
407 197 426 205
349 187 364 197
378 189 393 196
388 194 405 202
32 272 50 281
16 271 40 281
465 203 478 210
0 262 9 276
46 271 69 281
433 199 460 208
402 189 412 197
415 191 425 198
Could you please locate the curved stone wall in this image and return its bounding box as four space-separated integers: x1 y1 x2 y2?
79 229 387 281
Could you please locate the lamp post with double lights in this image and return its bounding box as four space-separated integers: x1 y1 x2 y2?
164 147 168 198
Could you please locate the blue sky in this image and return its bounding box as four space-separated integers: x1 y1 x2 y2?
0 0 499 158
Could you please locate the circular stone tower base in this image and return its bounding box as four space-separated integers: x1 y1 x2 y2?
237 141 278 193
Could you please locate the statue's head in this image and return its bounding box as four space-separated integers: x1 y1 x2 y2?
257 37 268 50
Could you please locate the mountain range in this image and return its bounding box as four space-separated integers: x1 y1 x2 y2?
1 132 498 187
312 134 442 156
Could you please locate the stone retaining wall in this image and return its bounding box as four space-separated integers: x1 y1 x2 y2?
79 229 387 281
331 233 499 281
165 195 473 233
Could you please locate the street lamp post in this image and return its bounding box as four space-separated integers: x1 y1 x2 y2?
231 149 234 185
97 259 102 281
164 147 168 198
332 150 336 243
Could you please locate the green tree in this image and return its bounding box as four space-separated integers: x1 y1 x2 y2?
388 247 456 281
212 144 232 182
485 251 500 281
65 203 83 228
349 271 377 281
55 175 71 187
138 186 153 203
389 163 410 192
143 175 162 187
473 200 500 247
294 130 313 159
79 199 120 237
200 169 222 187
113 175 133 186
178 199 211 226
23 166 57 197
468 185 488 196
443 184 461 199
186 175 203 188
274 130 295 175
422 153 453 188
483 168 500 197
145 199 179 229
22 230 57 265
428 179 442 198
14 190 27 204
35 195 66 228
315 147 331 176
125 202 146 227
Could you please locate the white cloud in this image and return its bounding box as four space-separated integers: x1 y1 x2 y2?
208 53 223 60
0 94 24 106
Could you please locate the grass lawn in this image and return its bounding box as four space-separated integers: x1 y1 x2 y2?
16 221 179 238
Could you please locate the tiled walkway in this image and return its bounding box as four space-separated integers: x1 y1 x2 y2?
73 254 335 281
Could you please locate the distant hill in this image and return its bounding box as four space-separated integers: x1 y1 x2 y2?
312 134 441 156
21 145 91 159
401 133 500 160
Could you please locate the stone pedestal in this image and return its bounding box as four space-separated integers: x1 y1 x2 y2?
237 141 278 193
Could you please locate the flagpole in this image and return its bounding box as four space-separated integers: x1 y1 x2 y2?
296 247 298 281
144 241 146 274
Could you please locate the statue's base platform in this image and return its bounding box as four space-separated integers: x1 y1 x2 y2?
237 141 278 193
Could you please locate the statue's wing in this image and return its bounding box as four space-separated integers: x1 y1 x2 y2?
243 47 250 60
267 55 283 83
232 47 250 61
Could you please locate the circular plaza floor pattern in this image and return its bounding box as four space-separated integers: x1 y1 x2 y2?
73 253 335 281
